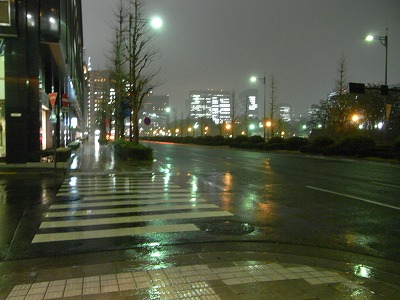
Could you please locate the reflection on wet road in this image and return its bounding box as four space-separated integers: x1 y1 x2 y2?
150 142 400 262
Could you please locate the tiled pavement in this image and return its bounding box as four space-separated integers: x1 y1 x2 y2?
2 250 400 300
5 262 351 299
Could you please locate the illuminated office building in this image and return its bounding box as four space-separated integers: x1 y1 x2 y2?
278 103 293 122
239 89 259 118
189 90 231 124
87 68 110 133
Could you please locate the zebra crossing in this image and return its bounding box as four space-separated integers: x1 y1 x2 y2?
32 174 233 243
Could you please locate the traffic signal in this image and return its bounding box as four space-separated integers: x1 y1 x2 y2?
349 82 365 94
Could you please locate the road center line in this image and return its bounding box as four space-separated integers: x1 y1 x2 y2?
371 182 400 189
306 186 400 211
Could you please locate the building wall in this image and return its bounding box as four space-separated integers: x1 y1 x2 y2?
0 0 84 163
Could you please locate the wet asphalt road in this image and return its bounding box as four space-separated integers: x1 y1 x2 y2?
149 142 400 261
0 141 399 264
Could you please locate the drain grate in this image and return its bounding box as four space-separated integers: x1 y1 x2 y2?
198 221 255 236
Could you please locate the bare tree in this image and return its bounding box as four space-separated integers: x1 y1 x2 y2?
108 0 160 144
230 90 241 137
308 54 358 138
269 74 278 138
127 0 160 144
108 1 127 139
330 54 354 134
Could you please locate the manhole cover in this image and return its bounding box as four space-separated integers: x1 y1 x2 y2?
198 221 255 236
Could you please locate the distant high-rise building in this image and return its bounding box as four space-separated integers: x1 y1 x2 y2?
140 94 169 128
189 90 231 124
239 89 259 118
278 103 293 122
87 69 110 133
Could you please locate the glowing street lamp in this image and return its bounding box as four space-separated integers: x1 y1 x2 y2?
150 16 163 29
352 114 360 123
366 29 388 86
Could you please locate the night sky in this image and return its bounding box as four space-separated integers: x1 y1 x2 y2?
82 0 400 116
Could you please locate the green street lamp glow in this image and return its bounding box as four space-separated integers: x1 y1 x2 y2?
365 35 374 42
250 76 257 83
150 16 163 29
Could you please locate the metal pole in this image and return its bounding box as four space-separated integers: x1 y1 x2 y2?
263 76 266 140
384 33 388 86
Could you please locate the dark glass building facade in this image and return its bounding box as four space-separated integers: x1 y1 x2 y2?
0 0 84 163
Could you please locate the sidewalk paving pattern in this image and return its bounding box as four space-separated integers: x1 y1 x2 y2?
7 262 360 299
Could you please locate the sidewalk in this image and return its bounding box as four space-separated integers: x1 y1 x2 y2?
1 142 400 299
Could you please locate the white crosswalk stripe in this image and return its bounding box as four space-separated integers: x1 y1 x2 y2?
32 174 233 243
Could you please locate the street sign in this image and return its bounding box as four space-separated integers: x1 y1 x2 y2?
62 93 69 111
349 83 365 94
48 92 58 107
144 116 151 126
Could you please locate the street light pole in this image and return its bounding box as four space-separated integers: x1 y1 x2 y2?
366 28 388 86
251 74 266 139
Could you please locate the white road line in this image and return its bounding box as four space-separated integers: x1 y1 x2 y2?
56 188 187 196
371 182 400 189
64 178 165 184
46 204 219 217
40 211 234 229
58 185 182 192
32 223 200 243
82 193 200 201
306 186 400 211
50 198 206 209
60 181 171 187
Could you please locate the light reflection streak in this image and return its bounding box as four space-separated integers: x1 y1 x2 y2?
69 177 78 187
70 156 78 169
164 174 170 185
190 175 198 195
222 172 232 192
148 242 160 247
94 139 100 162
107 148 115 170
150 251 162 258
353 264 373 278
220 192 233 211
220 172 233 210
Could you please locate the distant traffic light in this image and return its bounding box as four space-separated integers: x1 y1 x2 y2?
349 82 365 94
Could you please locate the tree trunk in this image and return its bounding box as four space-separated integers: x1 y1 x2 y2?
132 111 140 144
